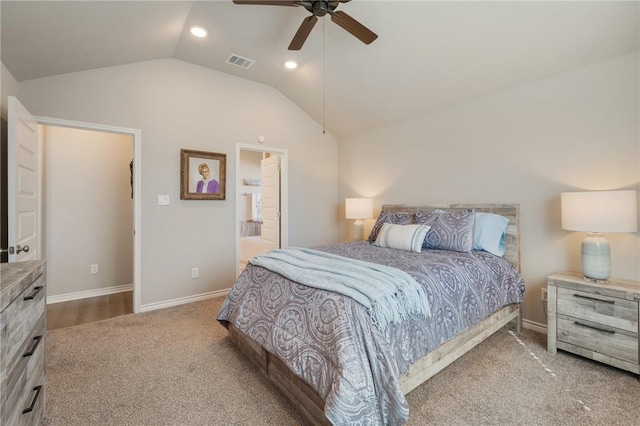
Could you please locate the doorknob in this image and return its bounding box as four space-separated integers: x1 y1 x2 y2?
16 245 30 254
0 246 29 254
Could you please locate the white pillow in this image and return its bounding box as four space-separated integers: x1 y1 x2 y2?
473 212 510 256
374 223 431 253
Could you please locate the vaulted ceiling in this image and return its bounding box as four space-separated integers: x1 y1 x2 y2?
2 1 638 138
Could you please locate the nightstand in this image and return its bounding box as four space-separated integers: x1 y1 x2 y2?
547 272 640 375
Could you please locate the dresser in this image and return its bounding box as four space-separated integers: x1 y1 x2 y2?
547 272 640 375
1 260 47 425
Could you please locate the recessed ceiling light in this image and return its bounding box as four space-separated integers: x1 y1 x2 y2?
284 61 298 70
190 25 208 38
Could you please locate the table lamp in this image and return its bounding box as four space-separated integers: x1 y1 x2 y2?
345 198 374 241
561 190 638 281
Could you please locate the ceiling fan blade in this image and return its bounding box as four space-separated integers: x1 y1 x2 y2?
232 0 297 6
288 15 318 50
330 10 378 45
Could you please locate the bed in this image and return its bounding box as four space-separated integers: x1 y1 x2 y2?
217 204 524 425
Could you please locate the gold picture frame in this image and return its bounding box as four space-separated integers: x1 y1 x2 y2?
180 149 226 200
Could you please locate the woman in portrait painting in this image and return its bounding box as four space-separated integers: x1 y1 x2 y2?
196 163 220 194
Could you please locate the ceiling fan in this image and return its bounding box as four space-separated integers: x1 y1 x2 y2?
232 0 378 50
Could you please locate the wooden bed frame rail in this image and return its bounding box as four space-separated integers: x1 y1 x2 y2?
228 304 520 426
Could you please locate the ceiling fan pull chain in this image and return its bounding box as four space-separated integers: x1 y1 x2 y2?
322 17 326 135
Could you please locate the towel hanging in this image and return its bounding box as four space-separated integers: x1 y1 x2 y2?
251 193 262 221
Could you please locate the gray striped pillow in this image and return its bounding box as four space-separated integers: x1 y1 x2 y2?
373 223 431 252
368 211 414 242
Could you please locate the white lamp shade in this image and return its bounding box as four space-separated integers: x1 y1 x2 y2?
561 190 638 233
345 198 374 220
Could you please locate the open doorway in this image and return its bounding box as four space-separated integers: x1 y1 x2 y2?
35 116 141 319
42 125 134 327
236 143 288 277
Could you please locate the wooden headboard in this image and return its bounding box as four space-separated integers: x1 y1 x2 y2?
381 204 521 272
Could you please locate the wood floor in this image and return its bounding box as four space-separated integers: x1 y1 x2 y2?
47 291 133 330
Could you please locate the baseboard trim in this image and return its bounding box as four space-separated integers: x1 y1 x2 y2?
48 286 548 334
522 318 547 334
47 283 133 305
139 288 230 313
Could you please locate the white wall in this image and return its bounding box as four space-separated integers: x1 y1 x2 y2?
338 52 640 326
44 126 133 296
1 62 18 119
17 58 339 307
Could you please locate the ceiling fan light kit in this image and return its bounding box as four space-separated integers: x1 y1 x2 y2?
232 0 377 50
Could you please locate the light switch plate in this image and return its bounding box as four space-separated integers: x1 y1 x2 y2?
158 195 170 206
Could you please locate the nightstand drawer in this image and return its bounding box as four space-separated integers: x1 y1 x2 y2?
557 315 638 363
557 287 638 333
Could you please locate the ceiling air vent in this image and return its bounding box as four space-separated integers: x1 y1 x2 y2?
226 54 255 70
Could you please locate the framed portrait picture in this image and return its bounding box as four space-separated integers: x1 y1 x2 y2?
180 149 226 200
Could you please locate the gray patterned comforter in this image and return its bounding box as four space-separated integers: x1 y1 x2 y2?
217 241 525 425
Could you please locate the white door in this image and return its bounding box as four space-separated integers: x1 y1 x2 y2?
7 96 40 262
261 155 280 252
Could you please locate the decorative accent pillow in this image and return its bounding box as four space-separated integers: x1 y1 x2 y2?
473 212 510 257
368 211 414 242
373 223 431 252
415 209 475 253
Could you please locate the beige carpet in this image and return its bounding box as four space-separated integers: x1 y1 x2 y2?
45 297 640 425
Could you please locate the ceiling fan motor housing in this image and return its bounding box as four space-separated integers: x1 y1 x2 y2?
296 1 341 17
233 0 376 50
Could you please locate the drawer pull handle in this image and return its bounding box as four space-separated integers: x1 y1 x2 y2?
573 293 614 304
23 335 43 357
574 321 616 334
23 286 43 301
22 385 42 414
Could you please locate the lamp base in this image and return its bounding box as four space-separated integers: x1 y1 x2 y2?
352 220 364 241
581 232 610 281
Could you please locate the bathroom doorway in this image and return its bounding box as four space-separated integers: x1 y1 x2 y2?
235 144 288 277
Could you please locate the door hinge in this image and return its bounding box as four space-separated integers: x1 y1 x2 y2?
277 211 281 218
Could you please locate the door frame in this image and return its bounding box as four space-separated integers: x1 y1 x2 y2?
235 143 288 277
35 115 142 313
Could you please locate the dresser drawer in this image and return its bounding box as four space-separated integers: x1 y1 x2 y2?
6 383 45 426
557 315 638 363
557 287 639 333
0 260 47 426
14 384 45 426
3 313 46 426
2 273 45 361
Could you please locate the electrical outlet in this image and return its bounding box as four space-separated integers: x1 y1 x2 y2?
91 264 99 274
541 288 548 302
191 267 199 279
